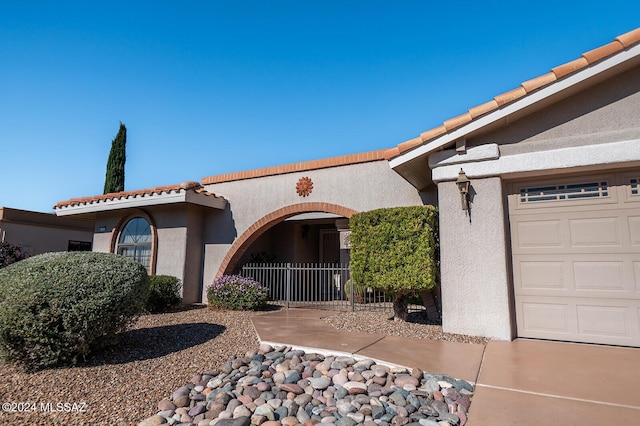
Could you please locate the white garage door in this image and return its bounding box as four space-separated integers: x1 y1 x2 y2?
508 171 640 346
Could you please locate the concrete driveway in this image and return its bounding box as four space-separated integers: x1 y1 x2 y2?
251 309 640 425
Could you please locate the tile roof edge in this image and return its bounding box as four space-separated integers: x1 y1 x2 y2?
386 26 640 160
54 182 224 209
202 149 389 185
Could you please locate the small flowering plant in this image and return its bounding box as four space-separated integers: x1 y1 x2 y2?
207 275 269 310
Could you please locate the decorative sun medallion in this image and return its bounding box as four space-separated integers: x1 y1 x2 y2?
296 176 313 197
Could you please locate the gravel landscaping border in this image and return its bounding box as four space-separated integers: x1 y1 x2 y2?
0 305 486 425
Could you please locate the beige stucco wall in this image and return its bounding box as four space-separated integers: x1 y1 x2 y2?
0 221 93 256
469 66 640 155
438 177 513 340
201 160 430 300
183 205 205 304
92 205 207 304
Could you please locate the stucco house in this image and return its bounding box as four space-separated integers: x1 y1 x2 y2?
55 28 640 347
0 207 94 256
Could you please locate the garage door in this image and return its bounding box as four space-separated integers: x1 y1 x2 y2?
508 171 640 346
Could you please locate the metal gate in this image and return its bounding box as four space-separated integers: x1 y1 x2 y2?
240 262 398 311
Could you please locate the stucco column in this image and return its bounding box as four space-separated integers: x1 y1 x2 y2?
336 218 351 265
438 176 514 340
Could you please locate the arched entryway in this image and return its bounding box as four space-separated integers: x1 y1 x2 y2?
216 202 356 277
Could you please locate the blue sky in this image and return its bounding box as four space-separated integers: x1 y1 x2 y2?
1 1 638 212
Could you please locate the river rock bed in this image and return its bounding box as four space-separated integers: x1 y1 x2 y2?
140 343 473 426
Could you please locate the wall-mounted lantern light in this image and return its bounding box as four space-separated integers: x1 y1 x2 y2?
456 168 470 211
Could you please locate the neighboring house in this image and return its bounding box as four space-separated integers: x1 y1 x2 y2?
55 28 640 347
0 207 94 256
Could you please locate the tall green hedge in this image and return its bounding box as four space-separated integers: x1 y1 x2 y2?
350 205 438 320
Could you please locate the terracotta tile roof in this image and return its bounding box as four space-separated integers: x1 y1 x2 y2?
202 149 388 184
54 181 224 209
385 27 640 159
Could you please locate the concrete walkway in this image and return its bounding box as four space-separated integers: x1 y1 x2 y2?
251 309 640 425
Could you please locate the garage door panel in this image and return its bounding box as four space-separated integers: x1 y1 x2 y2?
516 220 563 248
521 302 572 338
573 261 625 291
509 172 640 347
576 304 631 338
518 261 565 290
569 217 621 247
630 216 640 245
519 301 572 334
517 296 639 345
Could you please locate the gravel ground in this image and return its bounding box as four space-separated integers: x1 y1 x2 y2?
0 305 486 426
324 310 489 345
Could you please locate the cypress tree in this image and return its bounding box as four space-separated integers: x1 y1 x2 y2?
103 122 127 194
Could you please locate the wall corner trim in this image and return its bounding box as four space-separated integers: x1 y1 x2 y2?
431 139 640 183
428 143 500 169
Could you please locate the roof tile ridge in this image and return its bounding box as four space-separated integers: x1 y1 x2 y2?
202 149 389 185
389 26 640 159
54 180 228 208
615 27 640 48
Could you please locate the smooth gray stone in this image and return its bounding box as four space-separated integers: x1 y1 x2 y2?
215 417 251 426
336 400 356 416
417 401 439 417
438 412 460 425
265 351 285 360
347 412 365 423
380 413 395 422
453 379 474 393
297 410 311 423
309 377 331 390
334 387 348 399
423 379 440 393
431 400 449 415
172 386 191 399
187 403 206 417
285 350 306 359
274 406 289 420
389 391 407 406
284 371 302 384
336 417 357 426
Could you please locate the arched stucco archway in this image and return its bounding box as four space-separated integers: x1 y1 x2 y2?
216 202 357 277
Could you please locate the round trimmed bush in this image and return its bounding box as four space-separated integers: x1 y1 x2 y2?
146 275 182 313
207 275 268 310
0 252 149 370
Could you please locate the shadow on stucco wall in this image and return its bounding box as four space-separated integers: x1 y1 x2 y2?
204 203 237 244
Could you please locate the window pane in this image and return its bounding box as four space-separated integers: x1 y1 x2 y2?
118 246 135 258
520 181 608 203
135 245 151 269
119 217 152 244
117 217 152 272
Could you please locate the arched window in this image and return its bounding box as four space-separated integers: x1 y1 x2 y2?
117 217 152 272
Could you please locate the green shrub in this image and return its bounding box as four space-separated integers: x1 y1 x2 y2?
0 241 28 268
350 205 439 321
0 252 149 370
146 275 182 313
207 275 268 310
